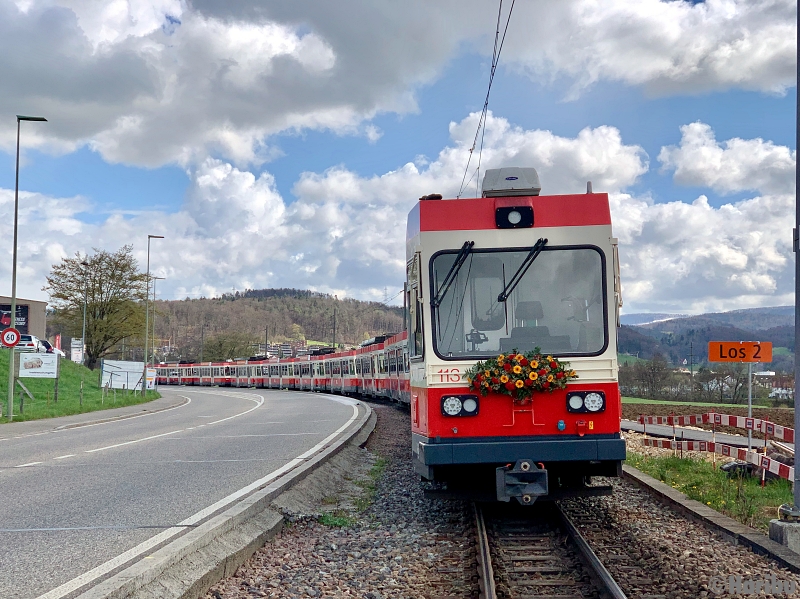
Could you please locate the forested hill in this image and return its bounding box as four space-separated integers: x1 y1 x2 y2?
618 306 794 371
153 288 404 361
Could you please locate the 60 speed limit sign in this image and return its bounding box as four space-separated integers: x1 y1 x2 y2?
1 327 21 348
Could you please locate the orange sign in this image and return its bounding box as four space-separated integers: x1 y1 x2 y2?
708 341 773 363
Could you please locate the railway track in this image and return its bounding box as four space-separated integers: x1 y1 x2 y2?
474 501 627 599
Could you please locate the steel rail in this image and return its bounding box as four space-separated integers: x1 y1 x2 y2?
557 503 628 599
473 503 497 599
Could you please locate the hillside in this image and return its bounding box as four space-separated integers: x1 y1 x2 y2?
151 288 404 361
617 306 795 371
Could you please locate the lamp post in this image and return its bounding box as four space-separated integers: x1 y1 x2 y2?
6 115 47 422
142 235 163 396
151 276 165 364
80 260 90 367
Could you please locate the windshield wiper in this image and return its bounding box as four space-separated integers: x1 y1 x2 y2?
431 241 474 308
497 237 548 302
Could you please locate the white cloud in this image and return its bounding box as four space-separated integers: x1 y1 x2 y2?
0 116 792 315
658 121 796 195
506 0 796 97
0 0 793 168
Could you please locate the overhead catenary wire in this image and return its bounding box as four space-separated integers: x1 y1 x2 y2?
456 0 517 199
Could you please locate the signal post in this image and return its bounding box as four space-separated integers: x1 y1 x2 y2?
708 341 773 450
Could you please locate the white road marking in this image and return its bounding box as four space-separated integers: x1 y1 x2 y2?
36 393 358 599
84 430 185 453
0 397 192 443
15 462 42 468
54 455 75 460
82 392 263 454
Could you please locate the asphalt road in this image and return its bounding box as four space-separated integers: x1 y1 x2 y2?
0 387 359 599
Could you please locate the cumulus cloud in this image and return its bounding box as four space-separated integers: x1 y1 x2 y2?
0 116 792 314
658 121 796 195
506 0 796 97
0 0 794 167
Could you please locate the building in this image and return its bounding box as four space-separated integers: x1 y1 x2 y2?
0 296 47 338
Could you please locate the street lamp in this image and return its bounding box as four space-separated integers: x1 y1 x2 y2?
6 115 47 422
151 276 165 364
80 260 90 367
142 235 164 396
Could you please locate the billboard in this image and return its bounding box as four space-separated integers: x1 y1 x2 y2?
0 304 29 334
71 338 84 364
101 360 152 391
18 353 59 378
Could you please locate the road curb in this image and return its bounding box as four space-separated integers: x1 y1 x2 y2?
622 464 800 573
73 399 376 599
54 396 189 431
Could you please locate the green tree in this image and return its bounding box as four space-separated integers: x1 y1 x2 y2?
44 246 148 370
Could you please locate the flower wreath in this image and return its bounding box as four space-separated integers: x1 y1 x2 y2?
464 347 578 404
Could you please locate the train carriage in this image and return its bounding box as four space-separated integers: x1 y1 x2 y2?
406 167 625 503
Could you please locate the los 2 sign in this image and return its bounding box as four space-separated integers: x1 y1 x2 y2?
707 341 773 363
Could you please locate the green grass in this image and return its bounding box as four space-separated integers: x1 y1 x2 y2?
618 354 646 365
626 453 792 531
318 512 355 527
353 457 387 512
0 349 160 423
622 396 771 408
773 346 792 356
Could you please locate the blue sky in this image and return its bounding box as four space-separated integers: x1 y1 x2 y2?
0 0 796 312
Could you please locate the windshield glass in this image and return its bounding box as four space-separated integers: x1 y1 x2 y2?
430 246 607 358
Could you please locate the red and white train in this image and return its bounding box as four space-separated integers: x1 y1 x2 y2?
157 167 625 503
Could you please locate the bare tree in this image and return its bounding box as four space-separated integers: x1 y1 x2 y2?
44 245 147 370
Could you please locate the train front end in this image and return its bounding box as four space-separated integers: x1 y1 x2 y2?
407 167 625 504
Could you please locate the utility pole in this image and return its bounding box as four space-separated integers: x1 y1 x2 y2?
264 324 269 356
332 307 336 349
200 323 206 362
689 342 694 400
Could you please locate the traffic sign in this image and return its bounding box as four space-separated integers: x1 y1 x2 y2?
1 327 21 348
708 341 773 363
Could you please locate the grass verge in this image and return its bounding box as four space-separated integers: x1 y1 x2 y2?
318 457 388 528
623 396 771 408
0 349 160 423
626 452 791 532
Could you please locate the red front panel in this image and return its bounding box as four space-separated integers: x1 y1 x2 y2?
412 382 620 440
418 194 611 232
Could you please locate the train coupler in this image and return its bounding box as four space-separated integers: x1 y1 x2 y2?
496 459 548 505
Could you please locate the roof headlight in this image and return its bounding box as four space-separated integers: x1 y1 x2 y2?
507 210 522 225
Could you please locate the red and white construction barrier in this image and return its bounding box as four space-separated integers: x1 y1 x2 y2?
637 412 795 443
639 437 795 482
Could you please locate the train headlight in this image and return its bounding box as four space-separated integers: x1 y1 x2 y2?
568 394 584 411
584 392 604 412
507 210 522 225
442 396 462 416
441 395 480 416
566 391 606 413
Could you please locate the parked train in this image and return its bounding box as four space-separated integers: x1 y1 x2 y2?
157 166 625 504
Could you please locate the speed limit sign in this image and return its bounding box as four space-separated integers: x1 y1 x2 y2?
1 327 21 348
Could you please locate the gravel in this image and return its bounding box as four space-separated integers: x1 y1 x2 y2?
205 405 800 599
205 404 476 599
563 479 800 598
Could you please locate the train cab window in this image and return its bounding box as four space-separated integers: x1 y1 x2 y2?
407 253 424 358
430 246 607 358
